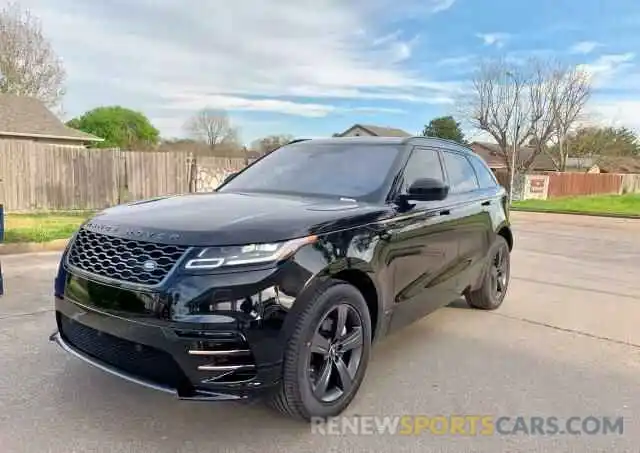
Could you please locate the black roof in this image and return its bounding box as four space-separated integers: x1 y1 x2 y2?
292 136 475 155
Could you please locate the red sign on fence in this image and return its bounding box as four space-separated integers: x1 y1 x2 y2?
529 178 546 193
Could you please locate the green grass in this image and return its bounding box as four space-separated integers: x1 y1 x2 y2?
4 211 94 243
513 194 640 216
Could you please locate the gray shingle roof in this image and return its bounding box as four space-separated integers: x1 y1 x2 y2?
470 141 556 171
0 94 102 142
595 156 640 174
339 124 412 137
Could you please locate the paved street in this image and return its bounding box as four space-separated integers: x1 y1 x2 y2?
1 212 639 452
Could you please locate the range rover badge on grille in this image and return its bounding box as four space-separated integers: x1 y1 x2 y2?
142 260 158 271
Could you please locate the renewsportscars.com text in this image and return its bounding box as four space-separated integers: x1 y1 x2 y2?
310 415 625 436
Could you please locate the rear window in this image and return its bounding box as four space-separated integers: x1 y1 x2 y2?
442 151 480 194
468 155 498 189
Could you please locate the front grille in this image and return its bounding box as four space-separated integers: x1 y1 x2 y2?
58 313 188 390
67 228 188 285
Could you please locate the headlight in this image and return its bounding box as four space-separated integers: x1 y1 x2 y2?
183 235 317 270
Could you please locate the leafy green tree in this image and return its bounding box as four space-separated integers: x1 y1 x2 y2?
566 126 640 159
422 116 466 144
67 106 160 149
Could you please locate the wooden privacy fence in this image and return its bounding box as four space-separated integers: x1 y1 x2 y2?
494 169 639 200
546 172 623 198
521 172 640 199
0 140 247 212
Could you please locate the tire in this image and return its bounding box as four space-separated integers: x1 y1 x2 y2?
268 279 372 421
466 236 510 310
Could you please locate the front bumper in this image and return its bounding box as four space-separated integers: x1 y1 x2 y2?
49 235 335 401
51 295 285 401
50 331 238 400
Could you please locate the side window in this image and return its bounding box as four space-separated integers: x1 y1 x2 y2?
469 155 498 189
442 152 480 194
402 148 444 192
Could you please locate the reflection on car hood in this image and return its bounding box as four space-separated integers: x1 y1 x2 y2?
83 191 393 246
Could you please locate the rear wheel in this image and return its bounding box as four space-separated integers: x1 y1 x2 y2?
268 280 372 420
466 236 510 310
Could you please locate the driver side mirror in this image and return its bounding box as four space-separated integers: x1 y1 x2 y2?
402 178 449 202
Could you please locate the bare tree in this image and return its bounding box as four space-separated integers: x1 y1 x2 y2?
548 67 591 171
184 108 238 153
521 60 559 172
468 58 592 177
468 59 531 175
0 2 66 107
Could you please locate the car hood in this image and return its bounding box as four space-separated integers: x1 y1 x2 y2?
83 192 393 246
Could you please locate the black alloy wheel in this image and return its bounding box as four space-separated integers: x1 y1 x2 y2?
308 303 364 403
466 236 510 310
490 244 509 301
268 280 372 420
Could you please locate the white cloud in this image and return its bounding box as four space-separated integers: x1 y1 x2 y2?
373 30 403 46
372 30 420 63
390 41 414 62
577 53 636 87
162 94 407 117
164 95 339 117
476 32 510 48
17 0 459 138
427 0 457 13
569 41 601 55
586 100 640 132
437 55 475 66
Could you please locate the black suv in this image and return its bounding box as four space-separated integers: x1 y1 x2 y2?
51 136 513 420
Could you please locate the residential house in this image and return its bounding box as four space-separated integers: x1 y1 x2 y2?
334 124 412 138
470 142 556 172
564 157 596 172
0 94 103 148
587 156 640 174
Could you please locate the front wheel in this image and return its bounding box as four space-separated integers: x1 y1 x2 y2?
268 280 372 420
466 236 511 310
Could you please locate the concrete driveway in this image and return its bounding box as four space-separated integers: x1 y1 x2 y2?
1 212 638 452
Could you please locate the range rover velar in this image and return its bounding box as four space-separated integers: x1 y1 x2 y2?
51 136 513 420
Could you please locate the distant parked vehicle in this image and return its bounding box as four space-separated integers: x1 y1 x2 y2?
50 136 513 420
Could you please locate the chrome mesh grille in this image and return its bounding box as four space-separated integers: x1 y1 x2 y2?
67 228 188 285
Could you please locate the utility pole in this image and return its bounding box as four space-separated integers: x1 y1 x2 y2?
506 71 519 203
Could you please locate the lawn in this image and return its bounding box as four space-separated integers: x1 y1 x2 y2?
513 194 640 216
3 211 93 243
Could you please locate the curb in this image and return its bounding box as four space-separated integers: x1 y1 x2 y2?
511 207 640 219
0 238 69 255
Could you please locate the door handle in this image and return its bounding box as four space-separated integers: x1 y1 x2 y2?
439 209 450 216
481 200 491 206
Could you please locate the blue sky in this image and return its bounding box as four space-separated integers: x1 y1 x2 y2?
20 0 640 144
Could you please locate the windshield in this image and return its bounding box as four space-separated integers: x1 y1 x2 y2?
219 142 403 201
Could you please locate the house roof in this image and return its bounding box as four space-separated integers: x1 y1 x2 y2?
470 141 556 171
0 94 103 142
338 124 412 137
565 157 595 168
593 156 640 174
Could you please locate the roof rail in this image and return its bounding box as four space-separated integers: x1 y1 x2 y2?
287 138 312 145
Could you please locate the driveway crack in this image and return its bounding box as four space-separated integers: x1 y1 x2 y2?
491 312 640 349
0 309 53 321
